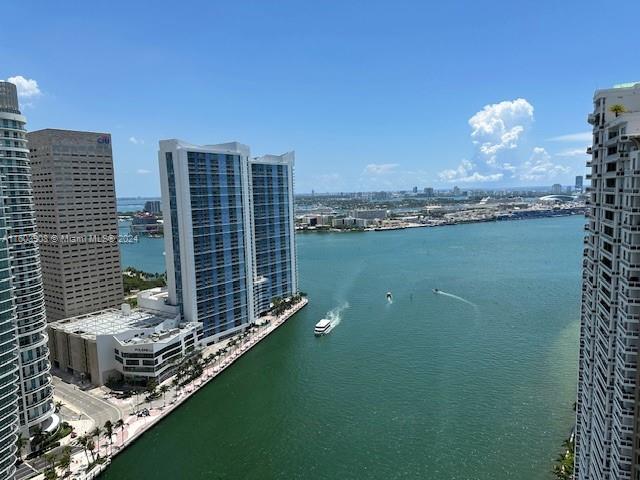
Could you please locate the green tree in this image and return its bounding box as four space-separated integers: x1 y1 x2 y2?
86 438 96 462
103 420 114 455
43 467 57 480
15 433 26 462
90 426 102 457
114 419 125 446
159 384 170 407
43 452 57 471
610 104 626 117
58 446 71 476
77 434 90 464
30 425 45 453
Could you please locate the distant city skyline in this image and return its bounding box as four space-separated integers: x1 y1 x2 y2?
3 1 639 197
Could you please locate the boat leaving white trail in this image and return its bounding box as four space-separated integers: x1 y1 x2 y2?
319 302 350 335
433 290 477 308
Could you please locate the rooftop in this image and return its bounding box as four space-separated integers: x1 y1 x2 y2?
49 306 173 339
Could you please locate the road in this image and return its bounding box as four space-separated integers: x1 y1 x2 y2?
52 378 122 428
15 444 85 480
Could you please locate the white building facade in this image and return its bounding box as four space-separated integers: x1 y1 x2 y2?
576 82 640 480
0 82 55 445
48 297 202 387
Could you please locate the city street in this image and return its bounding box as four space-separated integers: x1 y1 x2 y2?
52 377 122 429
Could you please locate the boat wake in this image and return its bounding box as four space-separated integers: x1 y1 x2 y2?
325 302 349 332
434 290 478 309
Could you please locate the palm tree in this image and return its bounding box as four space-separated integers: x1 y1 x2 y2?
58 446 71 476
77 434 90 464
610 104 626 117
146 377 158 407
171 377 180 399
43 452 57 471
90 426 102 457
103 420 114 455
30 425 45 453
15 433 26 462
54 400 64 413
43 467 58 480
159 384 170 407
114 419 125 446
86 438 96 462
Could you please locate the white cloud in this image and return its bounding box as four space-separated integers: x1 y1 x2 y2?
129 136 144 145
547 132 592 143
556 148 588 157
438 160 504 183
438 98 536 184
6 76 41 98
136 169 151 175
437 98 577 185
520 147 570 181
363 163 399 175
469 98 534 164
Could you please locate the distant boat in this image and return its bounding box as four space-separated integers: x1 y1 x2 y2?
314 319 332 336
432 288 440 294
386 292 393 301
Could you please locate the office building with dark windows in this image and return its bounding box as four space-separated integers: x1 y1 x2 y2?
28 129 124 321
159 140 298 345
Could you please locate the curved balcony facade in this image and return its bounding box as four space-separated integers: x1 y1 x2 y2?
0 82 54 442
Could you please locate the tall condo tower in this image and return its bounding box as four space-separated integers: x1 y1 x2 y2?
28 129 124 321
159 140 298 345
160 141 255 344
0 83 21 480
0 83 55 440
576 82 640 479
249 153 298 314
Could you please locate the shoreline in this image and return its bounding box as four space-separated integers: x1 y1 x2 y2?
50 298 309 480
296 209 586 234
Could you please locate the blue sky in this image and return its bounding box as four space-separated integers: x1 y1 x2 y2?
3 0 638 196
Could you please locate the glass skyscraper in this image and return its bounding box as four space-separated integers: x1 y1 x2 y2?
0 81 55 477
159 140 298 344
249 154 298 314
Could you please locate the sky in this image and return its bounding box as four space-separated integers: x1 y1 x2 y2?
3 0 639 196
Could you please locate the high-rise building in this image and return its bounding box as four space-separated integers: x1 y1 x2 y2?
249 153 298 314
0 83 55 441
551 183 562 194
143 200 162 214
0 86 20 479
29 129 124 321
453 186 461 196
159 140 298 345
424 187 434 197
576 82 640 480
576 175 584 193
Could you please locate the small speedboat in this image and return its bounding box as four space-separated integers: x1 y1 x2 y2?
314 319 332 336
386 292 393 301
432 288 440 294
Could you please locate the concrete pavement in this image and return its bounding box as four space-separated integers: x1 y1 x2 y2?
52 377 122 429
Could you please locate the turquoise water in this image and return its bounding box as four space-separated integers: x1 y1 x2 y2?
110 216 583 479
118 221 166 274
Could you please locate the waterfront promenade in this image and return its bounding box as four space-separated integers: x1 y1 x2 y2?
35 297 308 480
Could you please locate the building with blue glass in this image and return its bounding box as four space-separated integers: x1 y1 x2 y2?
159 140 297 345
249 153 298 314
